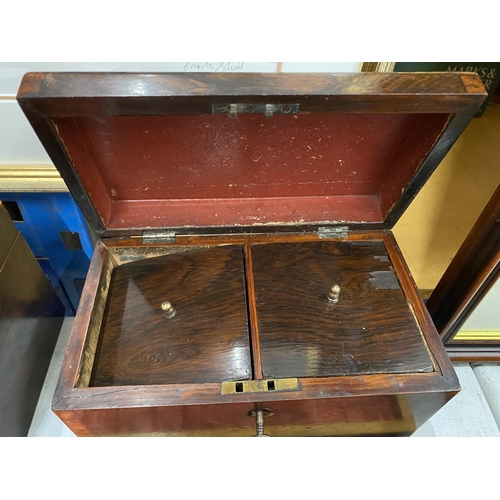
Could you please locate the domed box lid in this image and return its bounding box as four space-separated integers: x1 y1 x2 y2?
17 71 486 237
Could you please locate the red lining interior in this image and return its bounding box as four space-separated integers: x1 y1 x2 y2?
53 113 450 229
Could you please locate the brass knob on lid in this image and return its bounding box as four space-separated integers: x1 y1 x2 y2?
161 301 176 319
327 285 341 303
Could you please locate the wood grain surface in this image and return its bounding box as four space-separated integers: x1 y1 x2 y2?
261 395 415 436
18 72 485 115
55 402 256 437
251 241 433 378
90 245 251 386
54 390 456 437
243 244 263 379
383 233 458 384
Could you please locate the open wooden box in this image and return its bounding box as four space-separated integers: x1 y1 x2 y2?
18 72 486 436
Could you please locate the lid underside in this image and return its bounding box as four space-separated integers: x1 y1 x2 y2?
17 72 486 234
52 112 450 230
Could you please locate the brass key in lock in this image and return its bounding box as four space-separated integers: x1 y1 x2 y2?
248 403 273 437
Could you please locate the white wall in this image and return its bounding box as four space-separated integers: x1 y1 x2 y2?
460 277 500 331
281 62 361 73
0 62 280 96
0 101 54 165
0 62 361 166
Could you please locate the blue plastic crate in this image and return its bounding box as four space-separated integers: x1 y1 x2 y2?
0 192 93 315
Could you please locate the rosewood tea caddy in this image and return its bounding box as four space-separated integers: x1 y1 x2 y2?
17 71 487 436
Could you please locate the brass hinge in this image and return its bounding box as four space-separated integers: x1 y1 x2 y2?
318 226 349 239
142 231 176 244
212 103 299 119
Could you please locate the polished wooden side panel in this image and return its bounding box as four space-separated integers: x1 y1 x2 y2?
264 393 453 437
259 391 455 437
91 246 251 386
54 390 456 437
252 241 433 378
53 372 458 413
263 396 415 436
264 390 455 437
54 402 256 437
18 72 485 115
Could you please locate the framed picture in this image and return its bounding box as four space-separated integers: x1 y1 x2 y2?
427 183 500 361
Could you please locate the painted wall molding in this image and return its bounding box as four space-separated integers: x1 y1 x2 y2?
0 165 67 192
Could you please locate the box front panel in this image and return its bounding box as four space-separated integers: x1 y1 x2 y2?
55 402 257 437
261 395 415 436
